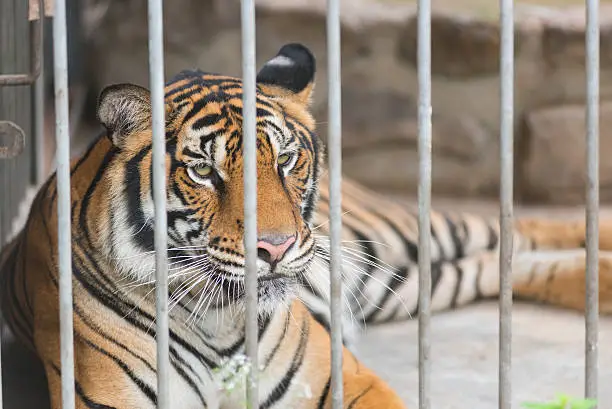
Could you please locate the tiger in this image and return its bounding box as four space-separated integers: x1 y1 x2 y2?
1 42 612 409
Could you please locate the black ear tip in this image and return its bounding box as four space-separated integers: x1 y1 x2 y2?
256 43 316 94
276 43 316 72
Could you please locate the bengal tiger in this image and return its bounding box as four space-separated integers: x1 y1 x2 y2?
1 42 612 409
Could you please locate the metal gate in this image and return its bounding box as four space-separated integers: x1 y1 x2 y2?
0 0 602 408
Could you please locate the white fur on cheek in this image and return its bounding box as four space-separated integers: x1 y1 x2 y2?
109 190 157 282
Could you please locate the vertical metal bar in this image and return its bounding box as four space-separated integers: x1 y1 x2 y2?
326 0 344 408
146 0 170 407
585 0 599 402
0 0 13 400
53 0 76 407
32 11 46 186
498 1 514 409
240 1 259 408
34 48 45 185
416 0 432 408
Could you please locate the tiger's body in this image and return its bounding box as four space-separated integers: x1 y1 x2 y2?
1 43 612 409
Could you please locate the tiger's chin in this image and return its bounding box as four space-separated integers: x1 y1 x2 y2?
226 273 301 318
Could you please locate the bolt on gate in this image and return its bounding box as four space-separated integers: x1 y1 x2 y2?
0 0 603 408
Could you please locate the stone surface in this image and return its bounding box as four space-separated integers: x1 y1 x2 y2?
77 0 612 204
314 88 494 195
522 102 612 204
397 13 522 78
541 7 612 72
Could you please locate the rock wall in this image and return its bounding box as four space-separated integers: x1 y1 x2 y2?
82 0 612 204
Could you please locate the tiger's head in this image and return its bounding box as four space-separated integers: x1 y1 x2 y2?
97 44 322 316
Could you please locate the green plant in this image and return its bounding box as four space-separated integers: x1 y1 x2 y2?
522 394 597 409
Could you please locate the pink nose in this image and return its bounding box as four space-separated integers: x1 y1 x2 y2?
256 233 296 265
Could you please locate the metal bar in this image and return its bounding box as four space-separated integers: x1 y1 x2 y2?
146 0 170 407
34 39 45 184
498 1 514 409
0 0 42 86
240 0 259 407
416 0 432 408
585 0 600 402
52 0 75 406
326 0 344 408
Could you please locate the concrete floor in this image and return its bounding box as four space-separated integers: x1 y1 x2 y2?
357 302 611 409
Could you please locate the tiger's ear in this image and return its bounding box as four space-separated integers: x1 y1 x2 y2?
97 83 152 148
256 43 316 107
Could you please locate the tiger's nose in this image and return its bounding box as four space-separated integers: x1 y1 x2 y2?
256 233 296 265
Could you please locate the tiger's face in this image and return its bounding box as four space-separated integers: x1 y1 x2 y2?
98 44 322 316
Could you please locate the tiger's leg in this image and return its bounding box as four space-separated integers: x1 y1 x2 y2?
39 333 156 409
435 249 612 314
298 301 407 409
439 213 612 257
358 248 612 325
512 250 612 313
340 366 407 409
515 218 612 252
34 297 159 409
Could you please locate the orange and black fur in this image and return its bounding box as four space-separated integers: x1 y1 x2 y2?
0 43 404 409
2 43 612 409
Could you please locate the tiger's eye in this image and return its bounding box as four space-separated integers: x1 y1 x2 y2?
278 153 292 166
193 165 212 177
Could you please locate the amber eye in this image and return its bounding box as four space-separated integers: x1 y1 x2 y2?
187 164 213 183
278 153 292 166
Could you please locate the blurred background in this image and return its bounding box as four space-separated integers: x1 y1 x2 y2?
32 0 612 205
27 0 612 206
3 0 612 408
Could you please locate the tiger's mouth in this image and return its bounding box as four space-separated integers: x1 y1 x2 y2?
216 271 303 313
165 241 313 313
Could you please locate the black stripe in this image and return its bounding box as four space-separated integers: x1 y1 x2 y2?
449 262 464 308
260 314 310 409
445 215 465 259
347 384 375 409
375 213 419 263
430 222 445 260
364 266 410 323
412 262 444 317
78 148 117 247
81 338 157 404
192 113 223 131
347 229 378 294
487 223 499 250
71 246 219 372
52 363 119 409
316 376 331 409
124 145 155 252
475 259 485 299
262 313 291 370
167 346 208 406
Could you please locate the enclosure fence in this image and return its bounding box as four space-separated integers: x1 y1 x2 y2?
0 0 602 408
